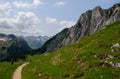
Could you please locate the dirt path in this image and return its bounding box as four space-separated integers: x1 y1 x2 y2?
13 62 29 79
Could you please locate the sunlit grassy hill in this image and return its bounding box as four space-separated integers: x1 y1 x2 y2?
22 22 120 79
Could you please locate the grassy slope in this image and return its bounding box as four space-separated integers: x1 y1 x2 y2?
23 22 120 79
0 61 23 79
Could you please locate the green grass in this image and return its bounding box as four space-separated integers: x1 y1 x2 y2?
22 22 120 79
0 61 23 79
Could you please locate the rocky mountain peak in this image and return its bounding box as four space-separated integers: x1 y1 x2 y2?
113 3 120 8
93 6 102 11
37 3 120 53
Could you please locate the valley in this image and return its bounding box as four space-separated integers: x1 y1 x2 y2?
22 36 50 49
0 2 120 79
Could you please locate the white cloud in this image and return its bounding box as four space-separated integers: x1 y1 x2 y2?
13 1 31 8
59 20 75 30
0 2 11 18
13 0 43 8
0 11 44 36
14 12 40 29
55 1 66 7
45 17 57 24
59 20 75 28
0 2 45 36
33 0 42 6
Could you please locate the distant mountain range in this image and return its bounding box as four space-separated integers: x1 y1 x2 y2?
0 3 120 62
21 36 50 49
0 33 50 61
38 3 120 53
0 34 31 61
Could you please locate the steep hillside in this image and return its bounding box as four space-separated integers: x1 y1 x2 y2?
22 36 50 49
0 34 31 61
39 3 120 53
23 22 120 79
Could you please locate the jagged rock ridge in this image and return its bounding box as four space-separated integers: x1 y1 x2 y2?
39 3 120 53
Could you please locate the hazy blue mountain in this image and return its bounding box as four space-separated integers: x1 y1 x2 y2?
22 36 50 49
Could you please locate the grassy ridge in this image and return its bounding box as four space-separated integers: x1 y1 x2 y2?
22 22 120 79
0 61 22 79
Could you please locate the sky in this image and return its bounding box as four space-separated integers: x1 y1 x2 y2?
0 0 119 36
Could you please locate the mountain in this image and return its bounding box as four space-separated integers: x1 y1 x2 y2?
38 3 120 53
0 34 31 61
23 22 120 79
22 36 50 49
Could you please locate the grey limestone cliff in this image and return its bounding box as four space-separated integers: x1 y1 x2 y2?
39 3 120 53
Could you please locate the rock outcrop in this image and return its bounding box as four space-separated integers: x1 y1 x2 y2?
39 3 120 53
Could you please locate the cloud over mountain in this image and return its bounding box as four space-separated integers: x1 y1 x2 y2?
0 2 43 36
0 0 119 36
